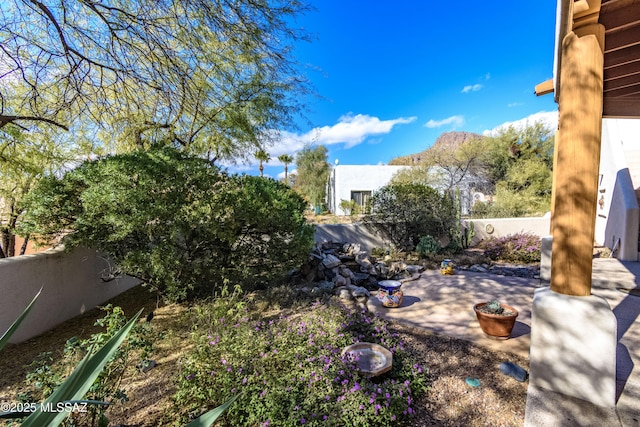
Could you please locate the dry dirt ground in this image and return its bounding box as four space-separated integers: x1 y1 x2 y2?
0 282 529 427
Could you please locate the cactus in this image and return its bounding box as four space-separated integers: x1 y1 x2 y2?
485 300 504 315
462 221 475 249
416 235 440 256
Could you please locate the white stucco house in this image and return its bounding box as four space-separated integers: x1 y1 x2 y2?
326 164 489 216
326 165 408 215
594 118 640 261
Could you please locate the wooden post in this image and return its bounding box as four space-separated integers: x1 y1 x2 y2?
550 24 604 296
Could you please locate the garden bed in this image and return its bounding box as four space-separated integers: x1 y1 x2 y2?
0 283 528 427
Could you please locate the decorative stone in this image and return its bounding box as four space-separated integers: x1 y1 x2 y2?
499 362 528 382
316 280 334 291
470 265 488 273
337 288 354 301
334 274 347 287
350 286 370 298
405 265 425 274
323 254 341 269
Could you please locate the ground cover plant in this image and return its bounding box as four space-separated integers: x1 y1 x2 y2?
174 287 427 426
0 284 530 427
481 232 541 263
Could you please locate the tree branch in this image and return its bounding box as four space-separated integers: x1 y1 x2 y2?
0 115 68 130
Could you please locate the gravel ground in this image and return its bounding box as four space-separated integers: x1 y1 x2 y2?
1 281 530 427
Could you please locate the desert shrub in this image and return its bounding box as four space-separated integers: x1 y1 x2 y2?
364 183 455 251
339 199 359 216
370 247 387 258
174 291 428 427
482 232 541 263
21 146 315 302
416 235 440 257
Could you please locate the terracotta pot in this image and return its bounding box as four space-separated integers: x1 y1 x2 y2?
473 302 519 340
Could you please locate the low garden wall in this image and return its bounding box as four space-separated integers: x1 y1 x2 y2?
464 215 551 244
314 216 551 250
0 246 139 343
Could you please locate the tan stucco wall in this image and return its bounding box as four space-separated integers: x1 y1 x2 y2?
465 216 551 245
0 246 139 343
314 217 551 251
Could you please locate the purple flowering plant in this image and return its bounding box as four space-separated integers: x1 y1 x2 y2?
482 232 541 263
174 290 427 426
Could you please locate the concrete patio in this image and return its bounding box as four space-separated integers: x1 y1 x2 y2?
368 258 640 426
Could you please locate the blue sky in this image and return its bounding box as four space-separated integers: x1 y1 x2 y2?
241 2 560 178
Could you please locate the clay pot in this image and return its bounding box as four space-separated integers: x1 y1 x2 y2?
440 259 454 275
377 280 403 308
473 302 519 340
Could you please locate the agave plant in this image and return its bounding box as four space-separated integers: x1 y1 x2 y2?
1 290 234 427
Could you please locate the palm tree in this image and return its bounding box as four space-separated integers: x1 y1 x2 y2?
255 149 270 177
277 154 294 183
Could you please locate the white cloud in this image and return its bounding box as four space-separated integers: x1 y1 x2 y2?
312 113 416 148
221 114 416 170
482 111 558 136
262 113 417 165
424 115 465 129
462 84 483 93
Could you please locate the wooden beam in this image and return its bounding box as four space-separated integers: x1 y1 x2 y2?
604 58 640 79
551 24 605 296
604 24 640 52
604 96 640 116
604 84 640 97
599 0 640 31
603 72 640 91
604 43 640 68
535 79 555 96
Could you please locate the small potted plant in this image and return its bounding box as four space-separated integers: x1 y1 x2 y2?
473 300 519 339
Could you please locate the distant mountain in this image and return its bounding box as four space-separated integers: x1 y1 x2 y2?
389 131 483 165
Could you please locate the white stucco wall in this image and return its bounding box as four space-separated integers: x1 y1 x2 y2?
595 119 640 261
0 246 140 343
328 165 408 215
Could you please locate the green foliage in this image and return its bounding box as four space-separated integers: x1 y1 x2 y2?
0 288 41 352
15 309 143 426
485 300 504 315
0 126 92 257
293 145 330 208
255 150 270 177
20 305 153 426
365 183 456 251
1 292 229 427
174 292 428 427
475 123 554 217
482 232 541 263
0 0 312 162
21 146 315 302
339 199 359 216
416 236 440 257
370 247 388 258
277 154 295 183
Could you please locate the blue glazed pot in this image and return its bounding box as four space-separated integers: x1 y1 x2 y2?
377 280 403 308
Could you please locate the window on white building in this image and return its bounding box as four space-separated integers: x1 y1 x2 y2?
350 191 372 212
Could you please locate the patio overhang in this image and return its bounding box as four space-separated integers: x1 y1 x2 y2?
537 0 640 117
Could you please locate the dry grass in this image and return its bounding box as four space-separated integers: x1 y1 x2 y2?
0 284 528 427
